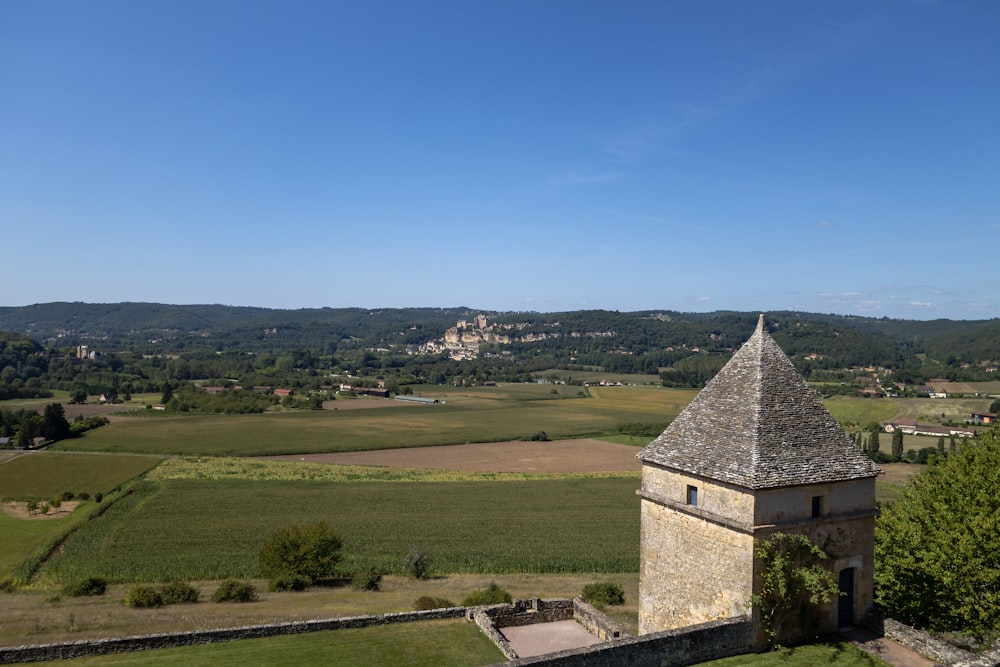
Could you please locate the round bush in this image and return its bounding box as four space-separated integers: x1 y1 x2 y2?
414 596 456 611
352 567 382 592
462 583 512 607
269 574 310 592
125 586 164 608
212 579 258 603
62 577 108 598
160 580 199 604
582 582 625 607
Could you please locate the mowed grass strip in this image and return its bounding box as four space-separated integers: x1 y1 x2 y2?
25 618 505 667
0 452 162 500
54 386 699 457
42 477 641 583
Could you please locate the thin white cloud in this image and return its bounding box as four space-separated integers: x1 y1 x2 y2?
910 301 933 308
816 220 834 228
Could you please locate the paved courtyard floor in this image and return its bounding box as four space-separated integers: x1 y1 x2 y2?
501 620 604 658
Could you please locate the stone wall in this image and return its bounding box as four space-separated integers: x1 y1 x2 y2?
639 491 754 634
0 608 466 665
572 598 627 641
490 616 754 667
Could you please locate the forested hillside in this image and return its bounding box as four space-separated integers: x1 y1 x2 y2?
0 303 998 401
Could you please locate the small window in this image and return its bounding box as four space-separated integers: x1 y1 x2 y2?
686 485 699 507
811 495 823 518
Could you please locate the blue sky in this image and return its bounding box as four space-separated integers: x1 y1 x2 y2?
2 1 997 319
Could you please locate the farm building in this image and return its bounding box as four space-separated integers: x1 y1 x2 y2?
637 315 881 647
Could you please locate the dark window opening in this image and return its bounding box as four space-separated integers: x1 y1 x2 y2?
686 485 698 507
811 495 823 518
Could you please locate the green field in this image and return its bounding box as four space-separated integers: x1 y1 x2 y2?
41 475 641 583
0 452 162 500
27 618 504 667
0 509 94 580
53 386 697 457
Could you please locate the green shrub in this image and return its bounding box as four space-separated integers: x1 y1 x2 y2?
94 492 103 503
462 582 512 606
403 550 432 579
160 580 199 604
414 596 456 610
259 521 343 584
269 574 310 592
77 492 91 501
212 579 258 603
0 577 16 593
60 491 75 501
62 577 108 597
125 585 164 608
352 567 382 592
582 582 625 608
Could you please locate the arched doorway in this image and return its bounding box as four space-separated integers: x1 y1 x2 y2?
838 567 856 628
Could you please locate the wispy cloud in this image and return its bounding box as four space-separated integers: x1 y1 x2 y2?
816 220 834 228
910 301 933 308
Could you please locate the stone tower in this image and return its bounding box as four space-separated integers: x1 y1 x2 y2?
637 315 881 644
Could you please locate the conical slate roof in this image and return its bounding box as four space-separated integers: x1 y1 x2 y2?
639 315 881 489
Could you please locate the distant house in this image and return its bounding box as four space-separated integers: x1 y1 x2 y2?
882 418 918 433
273 389 293 397
972 411 996 425
204 386 226 395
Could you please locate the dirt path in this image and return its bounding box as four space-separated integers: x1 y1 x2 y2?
263 438 644 474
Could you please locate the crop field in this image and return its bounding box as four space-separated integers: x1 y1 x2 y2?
0 452 162 501
53 386 698 457
41 475 641 583
0 509 94 579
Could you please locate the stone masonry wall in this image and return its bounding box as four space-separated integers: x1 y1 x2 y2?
639 496 754 634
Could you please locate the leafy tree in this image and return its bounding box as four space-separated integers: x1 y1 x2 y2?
990 398 1000 414
259 521 343 584
891 429 904 461
937 436 946 455
40 403 70 442
875 424 1000 641
750 533 839 648
69 387 87 404
403 550 432 579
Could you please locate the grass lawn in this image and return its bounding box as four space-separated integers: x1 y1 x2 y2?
24 618 505 667
700 641 889 666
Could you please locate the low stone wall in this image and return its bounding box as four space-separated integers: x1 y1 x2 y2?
468 598 576 660
572 598 627 641
478 598 575 628
0 608 466 665
866 615 973 665
492 616 754 667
